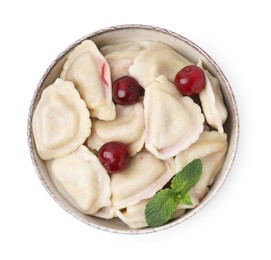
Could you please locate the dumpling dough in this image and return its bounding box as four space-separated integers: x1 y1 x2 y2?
87 102 145 156
129 41 191 88
93 206 116 219
100 41 151 82
100 41 151 55
103 51 139 83
171 206 186 220
115 200 148 229
175 131 228 209
115 200 186 229
198 60 228 133
32 78 91 160
61 40 116 120
111 150 176 209
144 75 204 160
46 145 111 215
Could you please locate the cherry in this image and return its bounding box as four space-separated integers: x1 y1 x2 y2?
98 141 130 173
112 76 144 105
175 65 206 96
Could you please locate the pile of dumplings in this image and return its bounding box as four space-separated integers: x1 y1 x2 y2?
32 39 228 229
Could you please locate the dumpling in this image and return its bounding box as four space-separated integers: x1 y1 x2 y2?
32 78 91 160
87 130 145 157
100 41 151 55
85 129 104 154
129 41 191 88
116 200 186 229
198 60 228 133
174 131 228 209
144 75 204 160
104 51 141 83
115 200 186 229
87 102 145 156
61 40 116 120
171 206 186 220
100 41 151 82
115 200 148 229
93 207 116 219
46 145 111 215
111 150 176 209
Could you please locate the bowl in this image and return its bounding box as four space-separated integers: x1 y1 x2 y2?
27 24 239 234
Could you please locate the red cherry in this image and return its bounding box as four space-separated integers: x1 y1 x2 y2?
98 141 130 173
112 76 144 105
175 65 206 96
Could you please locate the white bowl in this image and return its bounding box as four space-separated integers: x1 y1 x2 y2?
27 24 239 234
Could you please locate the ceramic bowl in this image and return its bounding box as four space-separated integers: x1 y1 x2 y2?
27 24 239 234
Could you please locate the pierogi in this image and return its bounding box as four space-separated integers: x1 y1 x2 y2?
32 39 228 229
144 75 204 159
87 102 145 156
129 41 191 86
61 40 116 121
46 145 111 214
32 79 91 160
197 60 228 133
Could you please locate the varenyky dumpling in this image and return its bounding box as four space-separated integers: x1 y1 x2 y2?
171 206 186 220
115 200 148 229
144 75 204 160
175 131 228 209
198 60 228 133
111 150 176 209
129 41 191 87
100 41 151 82
100 41 151 55
46 145 111 215
93 206 116 219
32 78 91 160
103 51 140 83
61 40 116 120
115 200 186 229
87 102 145 156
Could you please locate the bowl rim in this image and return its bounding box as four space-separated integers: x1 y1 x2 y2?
27 24 239 234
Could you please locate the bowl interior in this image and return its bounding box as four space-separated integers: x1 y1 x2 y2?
28 25 239 234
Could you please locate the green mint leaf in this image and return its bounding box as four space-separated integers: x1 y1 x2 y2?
171 159 202 196
145 189 177 227
176 193 193 205
145 159 203 227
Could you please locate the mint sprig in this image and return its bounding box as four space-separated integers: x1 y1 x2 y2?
145 189 177 227
145 159 202 227
171 158 203 196
176 193 193 205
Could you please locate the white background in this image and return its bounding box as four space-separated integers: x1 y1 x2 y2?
1 0 270 259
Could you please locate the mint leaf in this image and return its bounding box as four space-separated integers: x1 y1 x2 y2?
145 159 203 227
171 159 202 196
176 193 193 205
145 189 177 227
